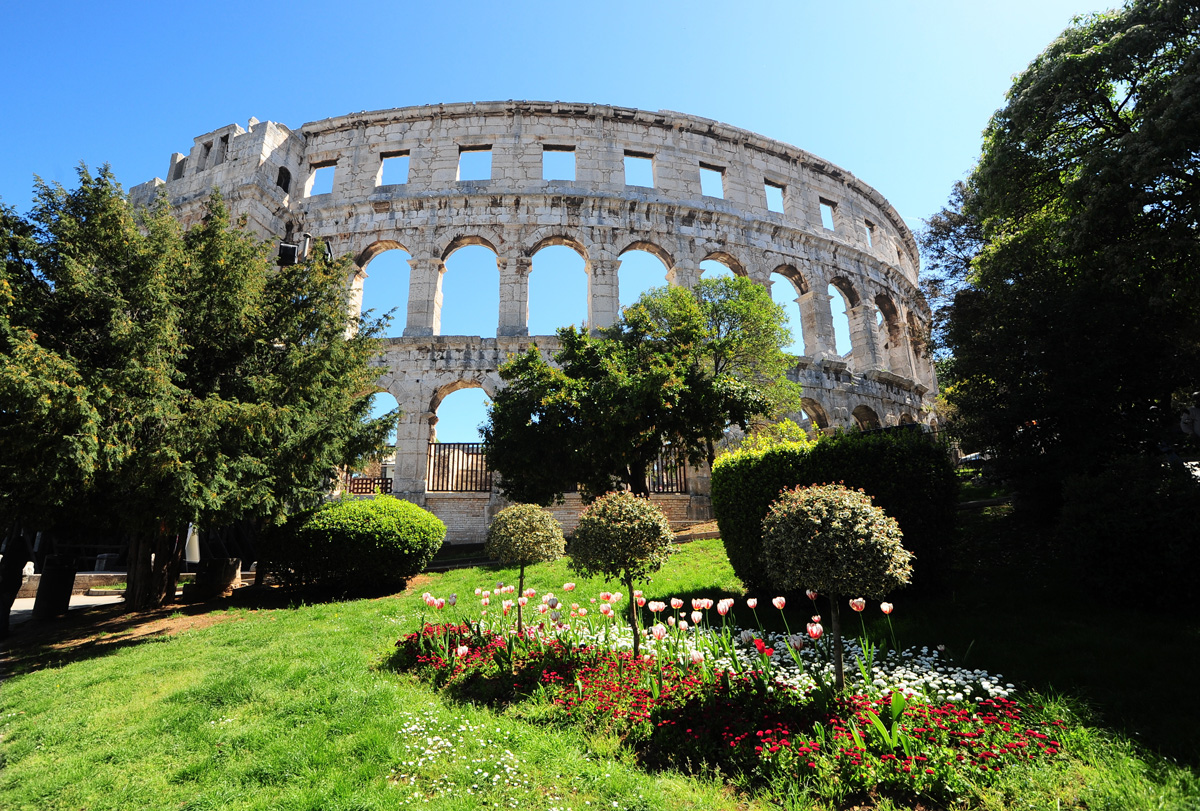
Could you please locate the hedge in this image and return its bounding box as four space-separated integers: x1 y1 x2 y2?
711 429 958 591
262 495 445 591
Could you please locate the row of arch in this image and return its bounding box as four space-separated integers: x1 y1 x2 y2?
350 232 927 381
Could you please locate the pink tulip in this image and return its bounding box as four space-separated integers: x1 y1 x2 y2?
690 649 705 664
481 597 490 606
849 598 866 612
456 644 469 657
633 590 644 599
538 604 549 614
692 598 703 610
746 598 758 609
434 598 446 610
717 602 730 616
668 616 676 626
772 596 786 610
524 588 536 598
651 623 667 640
482 590 491 599
678 620 689 631
502 599 514 615
518 596 528 607
611 593 622 602
637 597 646 607
578 607 588 616
807 622 824 640
806 589 819 601
702 598 714 610
474 588 482 596
600 592 613 602
691 611 703 624
563 583 576 591
671 598 684 609
648 601 666 613
599 604 613 617
880 602 893 615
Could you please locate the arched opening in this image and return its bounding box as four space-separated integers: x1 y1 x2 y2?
618 245 671 310
828 279 858 357
699 258 735 279
852 405 882 430
874 294 909 375
771 267 808 355
899 413 916 424
441 242 499 336
427 383 494 492
346 390 400 493
801 397 831 431
358 246 411 337
529 243 588 335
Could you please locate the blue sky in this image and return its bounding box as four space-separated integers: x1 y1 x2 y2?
2 0 1115 441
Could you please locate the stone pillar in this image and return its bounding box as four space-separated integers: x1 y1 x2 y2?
391 404 434 504
587 257 621 331
498 255 532 337
666 262 700 289
847 302 884 371
798 289 837 359
403 255 445 337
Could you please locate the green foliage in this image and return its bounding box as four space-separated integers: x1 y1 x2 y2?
712 429 957 590
920 1 1200 504
761 484 912 599
569 491 673 587
0 168 395 609
485 503 565 569
1056 457 1200 604
726 418 815 456
267 495 444 591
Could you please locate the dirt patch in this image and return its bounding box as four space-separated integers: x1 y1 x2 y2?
674 520 720 541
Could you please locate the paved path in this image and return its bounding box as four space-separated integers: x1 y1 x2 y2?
9 593 125 627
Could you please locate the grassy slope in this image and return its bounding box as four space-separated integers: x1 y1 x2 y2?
1 538 1197 810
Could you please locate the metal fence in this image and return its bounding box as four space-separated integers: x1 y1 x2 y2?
427 443 493 492
345 476 392 495
646 446 688 494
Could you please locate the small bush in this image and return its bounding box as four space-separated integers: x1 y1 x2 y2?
570 491 673 656
264 495 445 591
1057 456 1200 603
485 503 565 570
761 484 913 599
712 428 956 591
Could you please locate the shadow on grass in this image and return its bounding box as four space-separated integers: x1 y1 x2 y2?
0 580 406 678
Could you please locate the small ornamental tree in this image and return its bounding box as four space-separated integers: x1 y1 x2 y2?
761 484 913 692
569 491 673 657
485 503 566 632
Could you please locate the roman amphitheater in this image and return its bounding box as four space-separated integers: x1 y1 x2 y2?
131 101 937 541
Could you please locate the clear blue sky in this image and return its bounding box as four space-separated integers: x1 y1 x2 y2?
2 0 1115 441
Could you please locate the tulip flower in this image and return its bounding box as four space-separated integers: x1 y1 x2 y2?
772 596 786 610
807 622 824 640
563 583 576 591
456 644 469 657
599 604 613 617
746 598 758 609
651 623 667 640
668 616 676 626
717 601 730 616
849 597 866 612
690 649 705 664
671 598 684 609
691 610 703 624
806 589 819 601
678 620 689 631
474 587 482 596
880 602 893 615
648 601 666 613
518 596 528 607
538 604 549 614
600 591 613 602
692 598 704 610
637 596 646 607
434 598 446 610
447 594 456 607
523 588 536 598
481 597 490 607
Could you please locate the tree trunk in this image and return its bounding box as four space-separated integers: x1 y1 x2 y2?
125 528 184 611
830 595 845 693
626 576 640 658
0 528 35 639
628 465 650 498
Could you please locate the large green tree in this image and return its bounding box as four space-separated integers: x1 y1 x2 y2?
921 0 1200 503
0 168 394 613
483 281 784 505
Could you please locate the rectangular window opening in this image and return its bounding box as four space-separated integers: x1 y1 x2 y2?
764 180 785 213
379 151 410 186
819 199 837 231
457 146 492 182
624 151 654 188
172 158 187 181
309 162 336 196
542 145 575 181
198 141 213 173
863 219 875 247
699 163 725 199
213 134 229 167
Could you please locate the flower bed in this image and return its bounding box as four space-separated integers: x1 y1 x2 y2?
392 586 1065 806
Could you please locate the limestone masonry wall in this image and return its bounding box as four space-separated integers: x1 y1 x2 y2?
132 101 937 542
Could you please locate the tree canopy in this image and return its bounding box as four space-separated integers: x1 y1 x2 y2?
482 278 795 506
920 0 1200 501
0 168 394 611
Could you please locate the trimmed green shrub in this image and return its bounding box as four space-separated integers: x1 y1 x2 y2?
1057 456 1200 604
570 491 673 656
712 428 957 591
264 495 445 591
762 483 913 691
762 484 913 599
486 504 565 630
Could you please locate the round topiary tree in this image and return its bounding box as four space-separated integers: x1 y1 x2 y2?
273 495 445 592
569 491 673 657
761 483 913 692
485 503 566 632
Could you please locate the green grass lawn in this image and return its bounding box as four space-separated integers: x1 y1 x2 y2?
1 537 1197 810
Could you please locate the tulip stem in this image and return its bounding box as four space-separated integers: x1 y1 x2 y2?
830 596 845 694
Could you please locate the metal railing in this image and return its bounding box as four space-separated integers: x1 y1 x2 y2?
646 446 688 494
345 476 392 495
427 443 493 492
